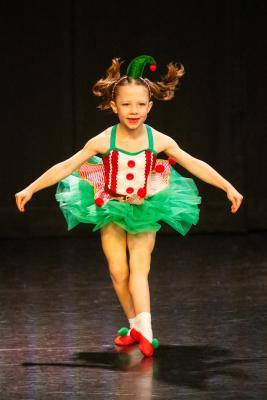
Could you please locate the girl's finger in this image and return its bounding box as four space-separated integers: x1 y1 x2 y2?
18 196 22 207
17 195 25 211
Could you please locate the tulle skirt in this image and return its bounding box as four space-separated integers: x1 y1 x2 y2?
55 157 202 236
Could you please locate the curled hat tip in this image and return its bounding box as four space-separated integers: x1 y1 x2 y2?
126 55 157 79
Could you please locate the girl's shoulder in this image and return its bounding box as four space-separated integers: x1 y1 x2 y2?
150 125 172 141
83 126 111 155
150 126 175 154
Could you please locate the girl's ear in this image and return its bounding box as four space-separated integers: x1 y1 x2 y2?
147 100 153 113
110 100 118 114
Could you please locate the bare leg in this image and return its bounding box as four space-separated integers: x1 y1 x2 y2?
127 231 156 314
100 222 136 319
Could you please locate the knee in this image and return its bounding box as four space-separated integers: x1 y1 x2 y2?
129 252 151 276
108 263 130 284
130 265 151 277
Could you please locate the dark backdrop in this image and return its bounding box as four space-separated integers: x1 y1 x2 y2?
1 1 266 238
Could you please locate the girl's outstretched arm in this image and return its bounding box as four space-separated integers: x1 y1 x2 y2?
163 137 244 214
15 135 101 212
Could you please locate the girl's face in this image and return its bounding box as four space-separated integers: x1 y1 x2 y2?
110 83 153 130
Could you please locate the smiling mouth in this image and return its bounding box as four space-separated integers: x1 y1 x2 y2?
127 118 140 123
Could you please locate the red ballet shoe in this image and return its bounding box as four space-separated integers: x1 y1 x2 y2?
114 327 137 346
130 328 160 357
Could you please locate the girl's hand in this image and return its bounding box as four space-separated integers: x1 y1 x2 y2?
15 188 33 212
226 185 244 213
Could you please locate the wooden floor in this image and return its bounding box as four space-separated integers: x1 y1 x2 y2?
0 232 266 399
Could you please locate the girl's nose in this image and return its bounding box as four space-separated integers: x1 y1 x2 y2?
130 105 138 114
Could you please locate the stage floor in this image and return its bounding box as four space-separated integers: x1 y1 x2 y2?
0 232 266 399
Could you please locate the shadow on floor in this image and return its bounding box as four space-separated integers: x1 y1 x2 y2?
22 343 261 390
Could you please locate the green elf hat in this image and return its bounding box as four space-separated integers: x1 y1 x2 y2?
126 55 157 79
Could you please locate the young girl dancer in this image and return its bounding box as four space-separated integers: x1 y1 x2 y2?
15 55 244 357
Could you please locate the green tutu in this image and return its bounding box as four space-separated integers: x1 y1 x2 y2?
55 156 202 236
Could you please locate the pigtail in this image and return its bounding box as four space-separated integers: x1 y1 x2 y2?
147 62 185 101
92 57 124 110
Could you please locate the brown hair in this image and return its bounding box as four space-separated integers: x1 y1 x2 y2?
92 57 185 110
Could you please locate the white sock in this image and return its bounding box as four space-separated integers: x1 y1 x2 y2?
134 311 153 342
127 317 136 336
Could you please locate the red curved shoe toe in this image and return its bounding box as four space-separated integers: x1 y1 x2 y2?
139 336 154 357
114 334 136 346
